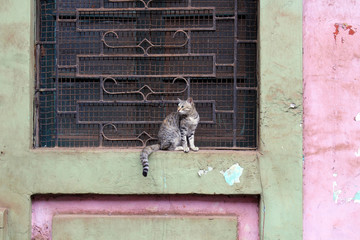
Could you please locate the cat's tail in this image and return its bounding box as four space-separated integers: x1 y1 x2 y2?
140 144 160 177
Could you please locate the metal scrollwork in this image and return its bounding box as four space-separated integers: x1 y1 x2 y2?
109 0 154 9
102 30 189 55
101 123 156 146
102 77 189 101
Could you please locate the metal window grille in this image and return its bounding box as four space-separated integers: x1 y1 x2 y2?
35 0 258 149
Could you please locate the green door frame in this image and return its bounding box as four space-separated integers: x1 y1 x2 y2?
0 0 302 239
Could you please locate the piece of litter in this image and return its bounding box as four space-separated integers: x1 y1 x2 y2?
220 163 244 186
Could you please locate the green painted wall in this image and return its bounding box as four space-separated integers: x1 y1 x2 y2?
0 0 302 239
52 215 238 240
258 0 303 239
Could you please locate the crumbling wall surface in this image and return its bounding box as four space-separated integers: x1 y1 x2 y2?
303 1 360 239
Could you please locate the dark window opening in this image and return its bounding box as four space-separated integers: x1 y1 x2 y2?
35 0 258 149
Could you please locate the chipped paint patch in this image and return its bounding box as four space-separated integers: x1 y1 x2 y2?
198 166 213 177
220 163 244 186
333 23 340 41
355 148 360 157
163 176 167 189
342 23 356 35
355 113 360 121
333 23 357 42
289 103 297 109
32 225 51 240
333 181 342 203
353 191 360 204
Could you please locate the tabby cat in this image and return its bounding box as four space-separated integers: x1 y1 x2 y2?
140 97 200 177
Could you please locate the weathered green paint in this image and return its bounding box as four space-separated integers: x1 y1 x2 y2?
0 209 6 229
0 208 7 240
258 0 303 239
10 150 262 195
53 214 237 240
0 0 302 240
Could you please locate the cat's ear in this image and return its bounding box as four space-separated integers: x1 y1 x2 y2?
187 97 193 104
177 98 182 103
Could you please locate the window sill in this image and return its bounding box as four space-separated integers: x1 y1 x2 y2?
27 148 261 195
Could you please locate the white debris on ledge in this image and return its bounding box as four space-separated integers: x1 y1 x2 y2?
198 166 213 177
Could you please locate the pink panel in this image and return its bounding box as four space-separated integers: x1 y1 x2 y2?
303 0 360 239
32 195 259 240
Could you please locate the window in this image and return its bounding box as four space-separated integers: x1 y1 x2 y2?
35 0 258 149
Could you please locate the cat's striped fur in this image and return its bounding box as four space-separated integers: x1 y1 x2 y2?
140 97 200 177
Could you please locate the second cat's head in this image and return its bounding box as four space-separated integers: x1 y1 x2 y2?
177 97 195 115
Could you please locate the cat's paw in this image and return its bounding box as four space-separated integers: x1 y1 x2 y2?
183 146 190 153
174 146 184 151
191 146 199 152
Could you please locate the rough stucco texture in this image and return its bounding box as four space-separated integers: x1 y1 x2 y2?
303 0 360 239
32 195 259 240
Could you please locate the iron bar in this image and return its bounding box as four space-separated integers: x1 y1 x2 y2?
77 27 216 32
55 0 60 147
36 41 56 45
34 43 41 148
232 0 238 147
38 88 57 92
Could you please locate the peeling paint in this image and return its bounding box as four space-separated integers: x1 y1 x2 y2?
353 191 360 204
220 163 244 186
333 23 357 42
332 181 342 204
198 166 213 177
355 113 360 121
32 225 50 240
333 23 340 41
163 176 167 189
355 148 360 157
289 103 297 109
342 23 356 35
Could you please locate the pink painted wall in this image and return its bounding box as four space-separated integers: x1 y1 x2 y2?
32 195 259 240
303 0 360 239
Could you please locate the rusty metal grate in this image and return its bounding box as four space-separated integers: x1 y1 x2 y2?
35 0 258 149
